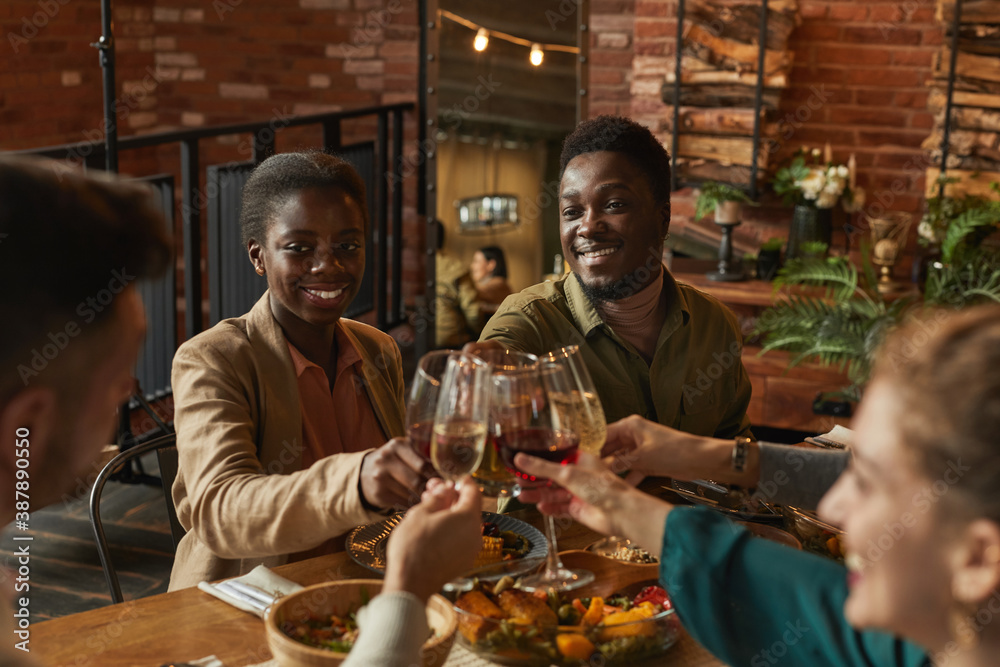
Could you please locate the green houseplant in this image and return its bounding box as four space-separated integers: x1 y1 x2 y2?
753 251 914 402
922 185 1000 308
694 181 755 223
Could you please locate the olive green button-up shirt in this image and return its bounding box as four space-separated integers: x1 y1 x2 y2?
480 268 752 438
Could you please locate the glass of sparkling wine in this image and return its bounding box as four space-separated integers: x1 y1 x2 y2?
431 353 491 483
542 345 607 456
406 350 455 462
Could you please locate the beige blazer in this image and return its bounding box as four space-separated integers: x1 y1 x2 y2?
168 293 405 590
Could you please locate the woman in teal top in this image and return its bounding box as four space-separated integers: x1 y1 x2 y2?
519 306 1000 667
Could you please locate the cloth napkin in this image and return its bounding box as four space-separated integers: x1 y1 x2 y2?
198 564 303 618
805 424 854 449
187 657 225 667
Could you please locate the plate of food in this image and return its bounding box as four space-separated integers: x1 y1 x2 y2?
346 511 547 576
667 479 785 524
782 506 845 562
451 568 679 666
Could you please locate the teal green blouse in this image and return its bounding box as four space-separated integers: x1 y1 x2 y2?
660 506 931 666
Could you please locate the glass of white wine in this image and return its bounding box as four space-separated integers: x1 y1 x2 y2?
431 353 491 483
543 345 607 456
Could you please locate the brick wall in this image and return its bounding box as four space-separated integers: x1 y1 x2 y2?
588 0 637 117
624 0 940 251
1 0 422 336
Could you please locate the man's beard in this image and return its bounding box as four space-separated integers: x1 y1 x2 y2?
575 267 660 303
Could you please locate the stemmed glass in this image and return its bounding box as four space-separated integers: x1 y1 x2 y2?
543 345 607 457
405 350 454 463
475 349 539 497
493 345 604 592
430 353 492 483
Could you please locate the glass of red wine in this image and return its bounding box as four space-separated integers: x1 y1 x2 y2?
430 353 491 483
475 349 539 498
405 350 455 463
492 354 595 592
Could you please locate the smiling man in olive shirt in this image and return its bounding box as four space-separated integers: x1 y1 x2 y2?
480 116 752 439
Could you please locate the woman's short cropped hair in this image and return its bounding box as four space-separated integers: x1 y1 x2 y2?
240 151 368 247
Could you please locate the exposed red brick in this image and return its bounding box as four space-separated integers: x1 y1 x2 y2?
846 68 925 87
842 26 921 45
854 89 896 106
891 50 934 67
820 46 891 66
829 107 907 127
634 19 676 38
829 4 869 21
792 23 841 42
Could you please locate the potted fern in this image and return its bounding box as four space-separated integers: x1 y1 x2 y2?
695 181 755 224
753 251 914 402
923 187 1000 308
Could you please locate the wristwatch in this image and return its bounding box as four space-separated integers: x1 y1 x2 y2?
731 436 752 473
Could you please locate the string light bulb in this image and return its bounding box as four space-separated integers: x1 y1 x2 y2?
529 43 543 66
474 28 489 52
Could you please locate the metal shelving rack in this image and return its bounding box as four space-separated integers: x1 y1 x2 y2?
669 0 770 199
937 0 963 197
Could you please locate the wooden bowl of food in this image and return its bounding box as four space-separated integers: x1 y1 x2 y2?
265 579 457 667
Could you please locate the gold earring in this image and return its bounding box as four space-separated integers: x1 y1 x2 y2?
255 267 265 276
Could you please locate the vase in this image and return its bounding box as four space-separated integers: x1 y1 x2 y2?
714 201 742 224
786 204 833 259
756 248 782 281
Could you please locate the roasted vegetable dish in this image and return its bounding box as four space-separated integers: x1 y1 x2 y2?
476 521 533 568
280 607 361 653
453 578 678 665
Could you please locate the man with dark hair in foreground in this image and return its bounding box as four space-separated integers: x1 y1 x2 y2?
480 115 752 439
0 157 171 665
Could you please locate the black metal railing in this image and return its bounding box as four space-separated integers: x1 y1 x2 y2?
9 103 414 399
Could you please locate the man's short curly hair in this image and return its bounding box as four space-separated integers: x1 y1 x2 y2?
240 151 368 247
559 115 672 206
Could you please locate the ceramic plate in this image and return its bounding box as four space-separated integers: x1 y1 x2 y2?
346 510 547 575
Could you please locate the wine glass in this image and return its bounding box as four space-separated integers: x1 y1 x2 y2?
474 349 539 497
405 350 454 462
542 345 633 554
543 345 607 456
430 353 491 483
492 352 595 592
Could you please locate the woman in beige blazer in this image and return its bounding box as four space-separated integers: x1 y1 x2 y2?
169 153 429 589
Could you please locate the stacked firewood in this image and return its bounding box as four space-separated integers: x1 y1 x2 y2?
924 0 1000 196
660 0 800 188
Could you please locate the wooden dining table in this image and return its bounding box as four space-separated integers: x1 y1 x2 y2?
30 504 726 667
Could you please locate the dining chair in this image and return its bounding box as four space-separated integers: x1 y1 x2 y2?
89 432 185 604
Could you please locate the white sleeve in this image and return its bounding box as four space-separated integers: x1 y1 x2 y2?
342 591 430 667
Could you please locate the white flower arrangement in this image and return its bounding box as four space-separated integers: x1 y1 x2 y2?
774 148 855 211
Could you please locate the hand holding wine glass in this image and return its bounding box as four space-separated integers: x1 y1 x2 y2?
493 344 605 592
